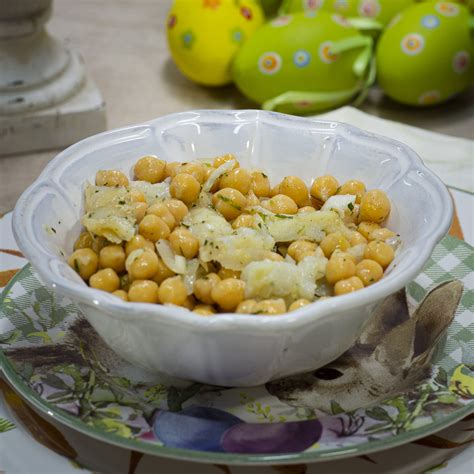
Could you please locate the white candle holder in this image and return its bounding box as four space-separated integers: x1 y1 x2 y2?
0 0 106 155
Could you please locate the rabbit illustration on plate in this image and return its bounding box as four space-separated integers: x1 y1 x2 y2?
266 280 464 413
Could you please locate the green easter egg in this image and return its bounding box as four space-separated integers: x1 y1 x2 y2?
281 0 415 26
420 0 474 13
376 2 472 106
232 11 373 113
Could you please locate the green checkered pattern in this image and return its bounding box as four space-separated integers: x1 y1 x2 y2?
407 236 474 372
0 265 80 346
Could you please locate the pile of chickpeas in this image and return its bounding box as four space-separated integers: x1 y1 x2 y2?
68 154 397 316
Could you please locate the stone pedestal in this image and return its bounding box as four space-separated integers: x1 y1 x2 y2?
0 0 106 155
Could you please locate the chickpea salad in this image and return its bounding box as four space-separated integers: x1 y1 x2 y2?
68 154 400 316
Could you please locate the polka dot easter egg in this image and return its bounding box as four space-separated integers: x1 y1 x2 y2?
167 0 264 86
376 2 472 106
232 11 374 114
281 0 415 26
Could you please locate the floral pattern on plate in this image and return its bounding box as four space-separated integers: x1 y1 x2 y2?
0 236 473 463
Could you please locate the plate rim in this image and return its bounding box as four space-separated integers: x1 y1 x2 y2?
1 264 473 466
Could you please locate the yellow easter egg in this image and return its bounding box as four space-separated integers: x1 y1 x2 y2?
166 0 264 86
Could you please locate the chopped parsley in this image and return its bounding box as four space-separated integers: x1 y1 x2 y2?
118 200 126 205
347 202 354 212
51 227 56 233
274 214 293 219
261 172 268 178
218 194 242 211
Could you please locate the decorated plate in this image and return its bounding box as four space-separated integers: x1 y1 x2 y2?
0 236 473 465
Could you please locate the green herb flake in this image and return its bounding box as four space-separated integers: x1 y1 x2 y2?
261 172 268 178
274 214 293 219
118 200 126 205
218 194 241 210
51 227 57 234
348 202 354 212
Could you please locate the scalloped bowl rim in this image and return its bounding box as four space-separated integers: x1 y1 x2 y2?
12 110 453 331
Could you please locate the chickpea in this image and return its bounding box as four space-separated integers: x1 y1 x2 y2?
151 257 176 285
236 299 257 314
338 180 366 203
211 278 245 311
125 235 155 256
232 214 256 229
245 191 260 208
253 299 287 315
219 168 251 194
128 279 159 303
369 228 397 241
99 245 126 273
262 251 285 262
89 268 120 293
364 241 394 268
310 175 339 202
169 227 199 259
95 169 129 187
213 153 239 169
251 171 271 197
138 215 170 242
359 189 391 223
279 176 309 207
170 173 201 205
147 203 176 230
129 189 146 203
289 299 311 311
298 206 316 214
270 184 280 197
164 199 189 223
326 253 356 284
264 194 298 215
193 304 216 316
194 273 221 304
68 248 99 280
164 161 181 179
212 188 247 220
299 196 319 209
74 232 93 250
134 155 166 183
356 259 384 286
287 240 317 262
134 202 148 223
334 276 364 295
358 221 380 239
113 290 129 301
332 250 357 264
129 250 160 280
348 230 368 246
218 268 241 280
179 161 206 184
320 232 350 258
158 276 187 306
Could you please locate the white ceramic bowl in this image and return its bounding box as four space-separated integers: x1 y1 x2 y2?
13 110 452 386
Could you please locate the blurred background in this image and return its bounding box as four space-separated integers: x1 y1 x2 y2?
0 0 472 214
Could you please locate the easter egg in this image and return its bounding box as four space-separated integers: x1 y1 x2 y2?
376 2 472 106
281 0 415 26
232 11 374 114
166 0 264 86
